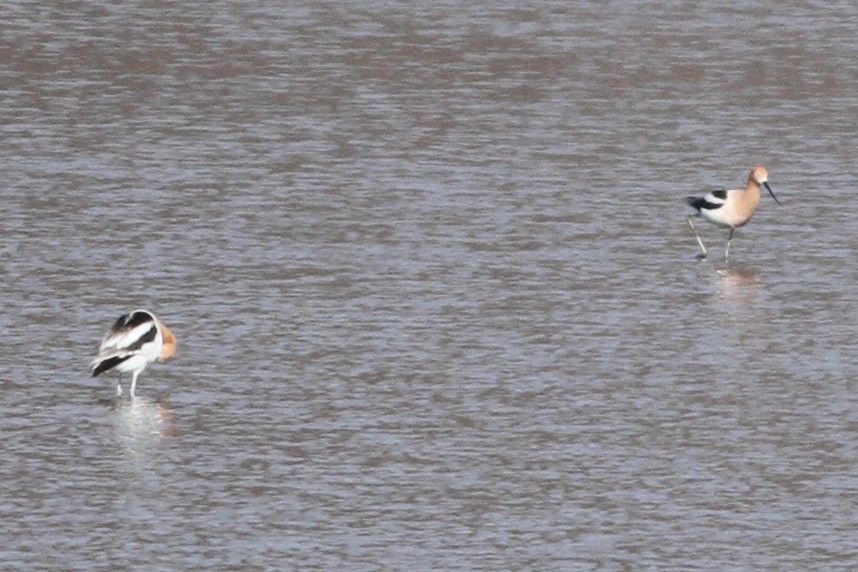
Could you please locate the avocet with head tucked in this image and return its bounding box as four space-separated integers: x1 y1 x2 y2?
686 165 780 260
91 309 177 398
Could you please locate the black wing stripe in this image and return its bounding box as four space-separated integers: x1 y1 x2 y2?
107 311 154 337
92 355 130 377
687 189 727 211
125 325 158 352
687 197 720 211
125 311 154 329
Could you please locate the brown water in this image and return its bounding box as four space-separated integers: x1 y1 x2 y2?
2 1 858 569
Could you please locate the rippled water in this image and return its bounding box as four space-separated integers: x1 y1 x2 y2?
2 1 858 569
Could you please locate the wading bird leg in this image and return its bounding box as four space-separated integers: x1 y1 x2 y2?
687 216 708 260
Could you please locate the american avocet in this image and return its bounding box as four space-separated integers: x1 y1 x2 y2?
91 309 177 398
686 165 780 260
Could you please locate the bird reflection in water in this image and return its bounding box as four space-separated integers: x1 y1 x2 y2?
101 395 177 443
714 265 761 304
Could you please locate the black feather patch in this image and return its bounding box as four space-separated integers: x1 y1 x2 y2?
92 355 130 377
126 325 157 352
108 314 128 332
687 196 705 210
687 189 726 211
108 311 151 335
124 311 153 329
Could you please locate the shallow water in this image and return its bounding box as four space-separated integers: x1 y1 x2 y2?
2 1 858 569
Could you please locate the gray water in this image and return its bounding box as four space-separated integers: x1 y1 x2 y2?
2 1 858 570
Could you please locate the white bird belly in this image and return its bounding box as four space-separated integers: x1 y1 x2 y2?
700 201 752 228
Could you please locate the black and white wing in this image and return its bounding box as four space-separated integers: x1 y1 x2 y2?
91 310 158 376
687 189 728 211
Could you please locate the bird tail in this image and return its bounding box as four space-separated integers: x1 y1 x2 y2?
686 196 705 210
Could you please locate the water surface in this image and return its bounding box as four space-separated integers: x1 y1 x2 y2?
1 1 857 569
